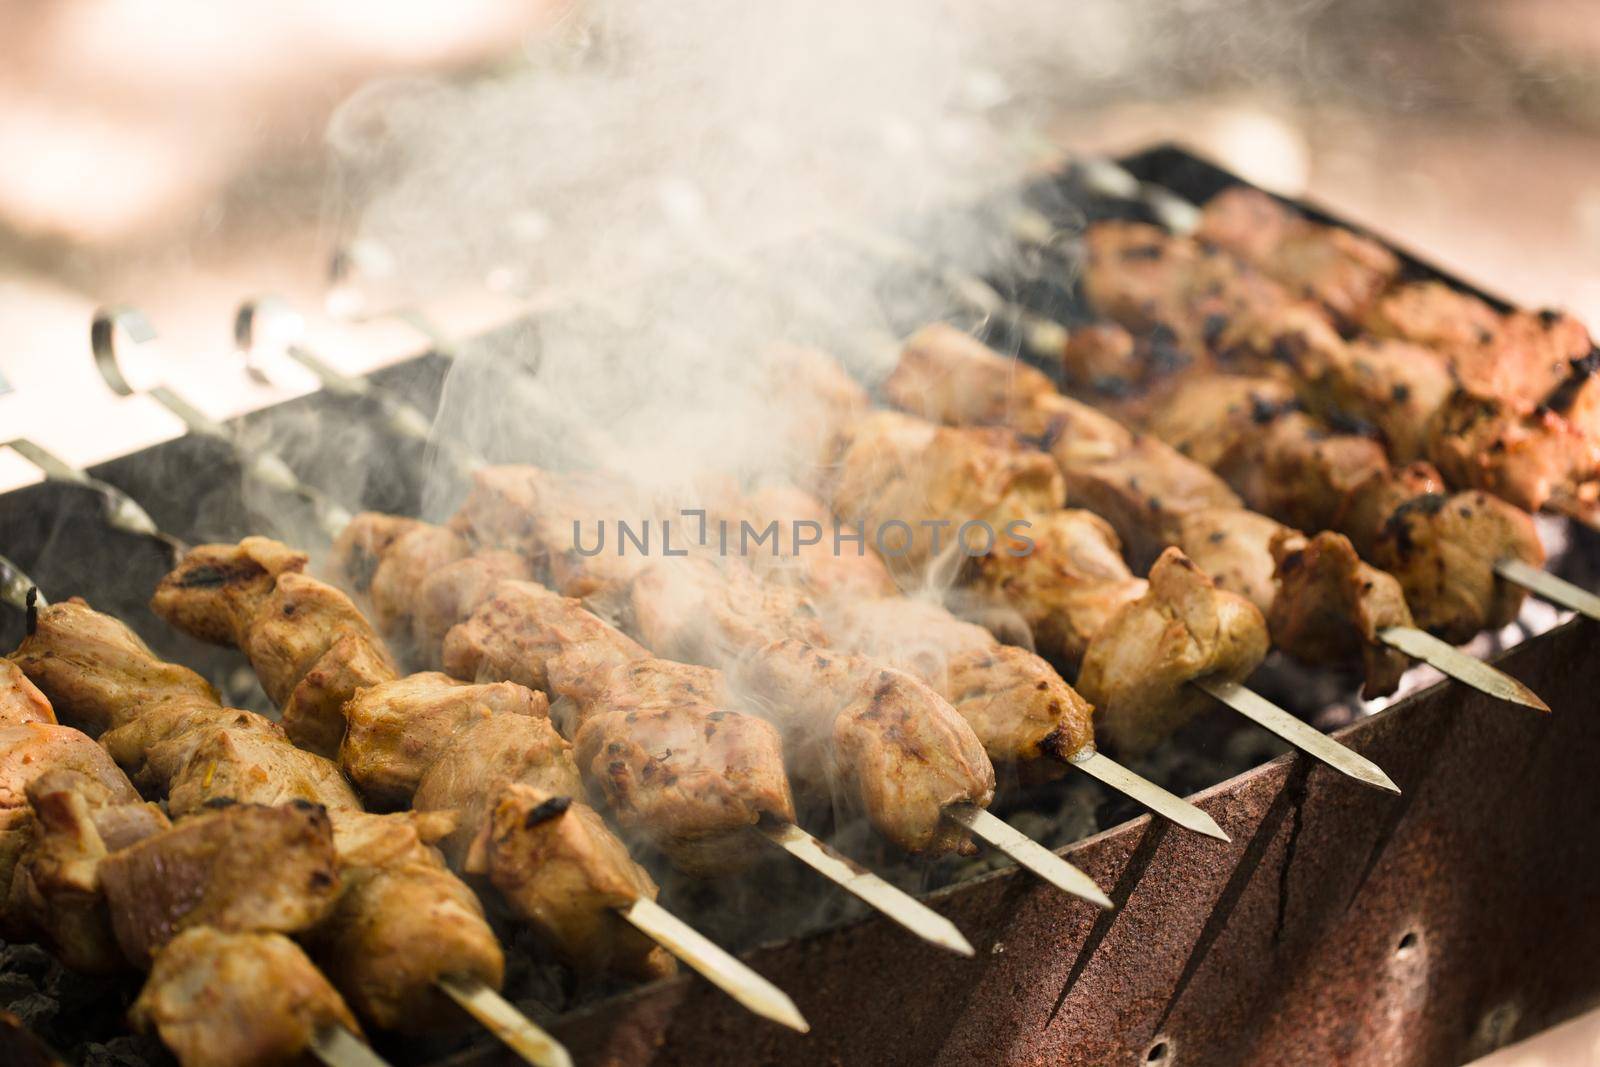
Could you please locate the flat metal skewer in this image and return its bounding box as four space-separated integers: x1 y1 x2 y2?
620 897 809 1033
309 1023 395 1067
1064 748 1229 841
1192 677 1401 794
1377 625 1549 712
1495 557 1600 623
437 975 573 1067
944 804 1113 908
90 306 352 542
759 820 974 956
0 555 40 612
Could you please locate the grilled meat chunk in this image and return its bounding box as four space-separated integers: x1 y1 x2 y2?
412 713 582 866
316 810 505 1033
1077 548 1269 754
442 580 648 707
132 928 361 1067
149 537 309 647
411 550 533 669
99 704 286 794
1196 186 1401 327
281 633 396 758
99 801 342 968
0 659 53 726
970 509 1148 666
1423 390 1600 514
1173 507 1285 614
340 673 550 809
166 729 362 818
1219 412 1390 535
10 599 217 736
331 512 428 597
716 484 898 601
1057 435 1243 571
573 661 796 875
628 557 828 671
1293 336 1455 464
475 786 673 980
733 642 995 855
367 525 470 640
829 410 1065 571
885 323 1058 426
820 596 995 692
0 722 138 813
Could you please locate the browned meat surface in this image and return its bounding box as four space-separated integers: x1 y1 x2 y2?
411 550 533 669
100 704 285 795
165 729 362 818
1173 507 1285 614
1140 374 1296 471
99 801 342 967
820 597 995 690
733 641 995 855
476 787 672 980
316 810 504 1033
330 512 427 597
0 723 138 813
943 645 1094 772
367 525 469 639
1424 391 1600 514
1296 337 1455 464
884 323 1058 426
153 540 401 755
829 410 1065 571
1058 435 1243 571
1364 488 1544 642
718 484 897 601
5 769 165 974
132 928 361 1067
573 663 796 875
1077 549 1269 754
340 673 549 809
0 660 53 726
1060 322 1142 394
1269 531 1412 698
442 580 647 707
761 343 873 472
412 713 581 865
970 509 1148 666
628 557 827 670
1219 413 1390 534
1196 186 1401 327
10 599 218 736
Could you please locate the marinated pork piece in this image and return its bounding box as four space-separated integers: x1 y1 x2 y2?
340 673 550 808
9 599 218 736
331 512 428 597
132 928 361 1067
0 722 139 813
829 410 1066 571
1173 507 1286 614
970 510 1148 666
475 786 673 980
442 579 648 706
411 550 532 669
149 537 310 647
718 484 898 601
1057 435 1243 571
99 704 286 794
1060 322 1142 394
240 573 396 715
1269 531 1412 698
281 633 396 758
573 663 797 875
1295 337 1455 464
1424 391 1600 514
366 524 469 638
6 770 168 974
732 641 995 856
166 729 362 818
412 713 582 865
1196 186 1401 327
627 557 829 670
316 810 505 1032
99 801 342 968
821 596 995 691
1218 412 1390 534
1077 549 1270 754
885 323 1059 426
0 660 53 726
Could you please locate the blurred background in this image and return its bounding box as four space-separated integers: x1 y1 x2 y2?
1 0 1598 482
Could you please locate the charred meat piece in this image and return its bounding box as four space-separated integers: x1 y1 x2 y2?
970 509 1148 666
99 801 342 968
341 673 550 809
733 642 995 855
829 410 1065 571
1424 391 1600 514
412 713 582 866
1196 186 1401 327
1218 412 1390 535
10 599 218 736
316 810 505 1033
573 662 796 875
442 579 648 707
1057 435 1243 571
132 928 362 1067
475 786 673 980
0 660 53 727
1294 336 1454 464
1077 548 1269 754
6 770 168 974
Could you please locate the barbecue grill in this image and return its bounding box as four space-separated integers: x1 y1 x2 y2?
2 144 1597 1067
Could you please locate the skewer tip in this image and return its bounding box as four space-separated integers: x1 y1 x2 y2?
946 805 1114 910
1065 749 1231 842
437 976 574 1067
1377 625 1550 714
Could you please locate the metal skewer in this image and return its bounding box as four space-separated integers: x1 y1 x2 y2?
1377 625 1549 712
90 306 352 542
1192 677 1400 794
621 897 810 1033
309 1023 396 1067
943 804 1114 908
437 976 573 1067
759 820 975 956
1064 748 1228 841
1495 557 1600 624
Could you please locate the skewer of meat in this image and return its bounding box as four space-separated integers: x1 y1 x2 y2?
4 592 570 1066
145 538 811 1029
330 520 987 951
0 615 386 1067
881 326 1547 711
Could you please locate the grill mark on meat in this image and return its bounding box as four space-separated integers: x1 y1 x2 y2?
1541 348 1600 415
522 796 572 828
1382 493 1449 557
